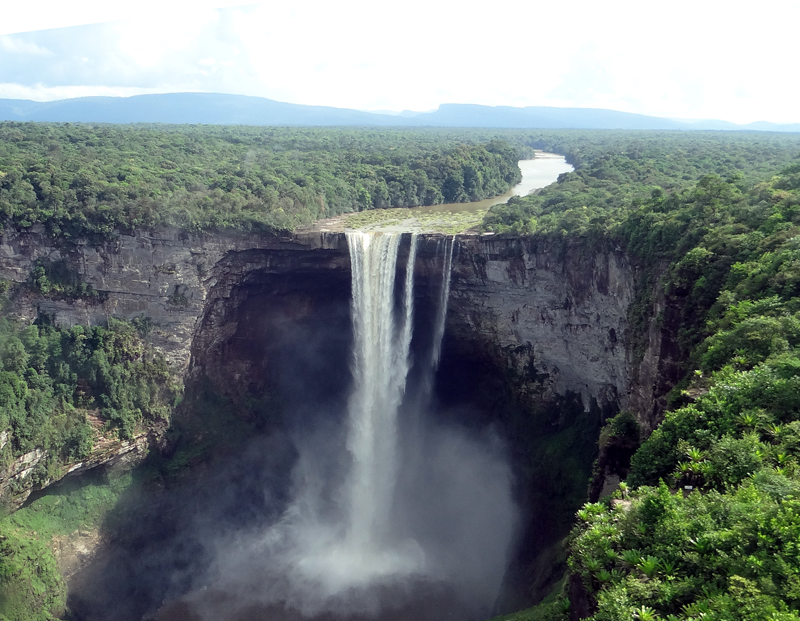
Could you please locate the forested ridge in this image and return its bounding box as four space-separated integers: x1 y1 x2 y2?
0 123 520 241
484 133 800 620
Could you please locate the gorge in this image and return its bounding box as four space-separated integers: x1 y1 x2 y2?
2 126 800 620
0 220 663 619
124 231 517 620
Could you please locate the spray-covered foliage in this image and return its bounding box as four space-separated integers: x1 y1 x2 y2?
0 473 132 620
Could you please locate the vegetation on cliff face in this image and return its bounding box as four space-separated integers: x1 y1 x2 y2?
0 473 131 620
0 303 179 619
497 135 800 618
0 311 179 494
0 124 520 241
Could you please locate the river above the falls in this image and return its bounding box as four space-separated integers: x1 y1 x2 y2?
303 151 574 234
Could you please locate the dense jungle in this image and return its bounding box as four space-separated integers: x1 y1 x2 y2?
1 123 800 621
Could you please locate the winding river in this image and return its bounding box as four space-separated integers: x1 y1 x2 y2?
307 151 573 234
415 151 573 216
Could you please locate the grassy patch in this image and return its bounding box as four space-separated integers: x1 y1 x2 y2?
489 602 567 621
490 576 569 621
0 473 131 621
344 206 490 234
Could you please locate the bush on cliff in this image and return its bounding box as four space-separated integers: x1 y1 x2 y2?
564 156 800 618
0 315 179 497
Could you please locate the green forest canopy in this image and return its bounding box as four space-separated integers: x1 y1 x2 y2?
3 124 800 619
0 123 522 241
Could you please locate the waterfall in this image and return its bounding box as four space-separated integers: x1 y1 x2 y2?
286 231 470 595
179 231 515 619
431 236 455 368
344 231 417 549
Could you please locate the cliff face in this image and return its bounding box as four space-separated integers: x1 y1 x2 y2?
0 226 342 373
449 236 634 414
0 227 665 413
0 226 342 503
0 226 671 508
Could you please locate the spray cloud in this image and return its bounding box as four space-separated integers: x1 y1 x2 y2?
169 232 517 621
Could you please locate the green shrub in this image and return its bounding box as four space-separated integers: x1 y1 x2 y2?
568 159 800 619
0 317 178 479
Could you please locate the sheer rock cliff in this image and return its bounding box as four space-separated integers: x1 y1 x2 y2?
449 236 634 414
0 226 671 506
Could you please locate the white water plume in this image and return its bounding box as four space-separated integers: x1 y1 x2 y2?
273 231 424 595
431 235 455 368
344 230 415 550
179 231 516 620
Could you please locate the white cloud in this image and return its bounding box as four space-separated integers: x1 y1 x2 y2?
113 8 221 69
0 83 177 101
0 36 53 56
0 0 256 35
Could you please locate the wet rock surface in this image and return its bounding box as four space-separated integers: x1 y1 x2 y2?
448 236 634 414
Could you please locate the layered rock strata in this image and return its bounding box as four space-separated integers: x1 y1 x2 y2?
0 226 672 505
449 236 634 414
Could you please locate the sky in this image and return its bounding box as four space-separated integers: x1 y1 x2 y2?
1 0 799 124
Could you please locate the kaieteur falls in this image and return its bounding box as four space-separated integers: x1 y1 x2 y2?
178 231 518 620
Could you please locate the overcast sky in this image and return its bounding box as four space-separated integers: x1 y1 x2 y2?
1 0 798 124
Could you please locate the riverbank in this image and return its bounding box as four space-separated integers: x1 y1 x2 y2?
296 152 573 235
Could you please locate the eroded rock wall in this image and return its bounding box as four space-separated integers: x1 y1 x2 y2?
0 226 344 503
0 227 670 424
448 236 634 413
0 226 343 373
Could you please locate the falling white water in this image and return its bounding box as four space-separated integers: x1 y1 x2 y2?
167 231 517 619
344 231 416 548
431 236 455 368
282 232 423 594
397 232 419 379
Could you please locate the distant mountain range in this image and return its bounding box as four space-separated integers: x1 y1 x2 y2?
1 93 798 132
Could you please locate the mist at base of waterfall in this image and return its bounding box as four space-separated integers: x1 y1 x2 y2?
153 420 516 621
152 232 518 621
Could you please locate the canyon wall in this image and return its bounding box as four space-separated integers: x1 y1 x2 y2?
0 226 343 504
0 226 672 506
449 236 633 414
0 226 345 372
